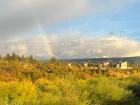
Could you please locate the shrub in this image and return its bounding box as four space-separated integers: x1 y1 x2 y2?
38 93 60 105
0 81 38 105
87 77 138 105
56 79 87 105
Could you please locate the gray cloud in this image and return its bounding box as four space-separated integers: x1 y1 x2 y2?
0 0 139 58
0 0 137 39
0 0 88 39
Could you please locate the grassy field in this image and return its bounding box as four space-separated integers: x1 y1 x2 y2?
0 54 140 105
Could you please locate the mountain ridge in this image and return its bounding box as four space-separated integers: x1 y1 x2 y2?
65 56 140 64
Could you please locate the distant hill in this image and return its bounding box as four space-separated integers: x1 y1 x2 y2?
66 56 140 64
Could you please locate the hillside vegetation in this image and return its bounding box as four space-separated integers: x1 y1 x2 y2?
0 53 140 105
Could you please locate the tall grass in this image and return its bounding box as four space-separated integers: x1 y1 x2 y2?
0 76 139 105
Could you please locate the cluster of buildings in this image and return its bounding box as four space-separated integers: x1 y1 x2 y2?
68 61 131 70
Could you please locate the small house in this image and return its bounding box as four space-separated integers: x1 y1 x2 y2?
102 61 110 67
116 61 128 69
68 63 72 68
83 62 88 67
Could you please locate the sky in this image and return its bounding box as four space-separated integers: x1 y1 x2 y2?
0 0 140 59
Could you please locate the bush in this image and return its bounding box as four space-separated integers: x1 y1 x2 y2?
0 81 38 105
87 77 138 105
38 93 60 105
56 79 87 105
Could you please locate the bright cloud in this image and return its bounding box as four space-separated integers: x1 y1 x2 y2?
0 34 140 59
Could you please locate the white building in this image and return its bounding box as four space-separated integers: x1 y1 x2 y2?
83 62 88 67
68 63 72 68
103 61 110 67
116 61 128 69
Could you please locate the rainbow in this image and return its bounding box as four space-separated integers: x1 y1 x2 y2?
37 22 55 58
22 0 55 58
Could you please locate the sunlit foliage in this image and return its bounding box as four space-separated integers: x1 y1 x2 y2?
0 54 140 105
